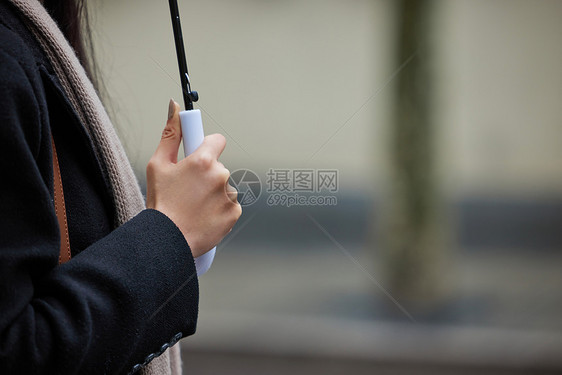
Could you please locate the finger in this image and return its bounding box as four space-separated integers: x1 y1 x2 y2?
226 183 238 203
152 99 182 163
193 133 226 161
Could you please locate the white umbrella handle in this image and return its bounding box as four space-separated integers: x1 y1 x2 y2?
180 109 216 276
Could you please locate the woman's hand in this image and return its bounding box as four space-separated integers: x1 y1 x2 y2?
146 100 242 258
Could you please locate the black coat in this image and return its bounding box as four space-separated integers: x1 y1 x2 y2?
0 3 198 374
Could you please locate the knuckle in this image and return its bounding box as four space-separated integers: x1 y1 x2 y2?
232 203 242 221
218 168 230 183
161 124 180 140
193 152 214 169
147 157 173 179
212 169 230 189
146 158 159 174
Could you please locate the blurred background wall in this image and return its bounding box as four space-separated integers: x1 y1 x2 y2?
91 0 562 374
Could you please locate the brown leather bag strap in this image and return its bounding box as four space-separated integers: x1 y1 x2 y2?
51 136 71 264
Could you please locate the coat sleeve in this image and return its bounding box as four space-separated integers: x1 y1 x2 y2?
0 43 198 374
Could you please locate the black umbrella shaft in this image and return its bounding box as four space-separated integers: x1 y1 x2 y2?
168 0 192 110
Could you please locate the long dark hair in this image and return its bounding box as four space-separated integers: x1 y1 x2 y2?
43 0 97 86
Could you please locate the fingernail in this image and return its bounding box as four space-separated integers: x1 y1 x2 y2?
168 99 175 120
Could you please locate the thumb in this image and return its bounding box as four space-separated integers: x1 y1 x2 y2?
153 99 182 163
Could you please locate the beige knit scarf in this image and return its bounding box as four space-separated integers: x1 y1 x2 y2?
7 0 182 374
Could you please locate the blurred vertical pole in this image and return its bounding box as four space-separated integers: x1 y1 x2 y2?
380 0 447 312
